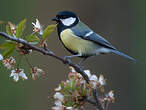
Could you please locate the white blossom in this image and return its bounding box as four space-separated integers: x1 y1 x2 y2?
29 49 32 53
36 68 44 75
52 106 73 110
53 92 64 101
55 85 62 91
90 75 98 82
104 90 115 103
10 69 28 82
89 74 98 88
69 66 76 73
32 19 43 35
84 70 99 88
98 74 106 86
8 21 17 35
66 107 73 110
0 54 3 60
108 90 114 99
10 70 19 82
52 106 64 110
55 100 62 106
19 71 28 80
2 57 16 69
31 67 45 80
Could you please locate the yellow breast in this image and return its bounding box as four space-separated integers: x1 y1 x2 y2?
60 29 98 56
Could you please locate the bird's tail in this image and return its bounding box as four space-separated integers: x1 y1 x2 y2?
110 49 136 63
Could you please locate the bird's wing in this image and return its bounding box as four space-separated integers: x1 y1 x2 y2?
71 21 116 50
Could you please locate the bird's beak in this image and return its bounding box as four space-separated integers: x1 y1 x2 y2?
52 17 59 22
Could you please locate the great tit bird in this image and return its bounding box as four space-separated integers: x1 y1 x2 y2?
52 11 135 63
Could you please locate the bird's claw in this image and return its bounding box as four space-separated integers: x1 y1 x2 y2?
63 56 71 64
64 56 70 60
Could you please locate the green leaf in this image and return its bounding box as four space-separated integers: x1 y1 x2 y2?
24 34 40 43
76 86 81 91
81 84 87 96
6 24 13 36
2 43 16 58
42 24 56 41
66 100 74 107
0 42 15 49
64 83 70 91
70 79 75 91
61 82 65 89
16 19 26 38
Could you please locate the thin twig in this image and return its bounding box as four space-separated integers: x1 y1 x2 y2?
93 88 104 110
85 98 96 106
24 55 33 68
105 101 109 110
17 55 22 68
0 32 104 110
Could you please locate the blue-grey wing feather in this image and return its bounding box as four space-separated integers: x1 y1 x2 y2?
71 21 116 50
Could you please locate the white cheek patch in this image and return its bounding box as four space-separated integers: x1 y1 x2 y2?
61 17 76 26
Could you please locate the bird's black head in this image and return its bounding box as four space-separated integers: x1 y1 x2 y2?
52 11 79 27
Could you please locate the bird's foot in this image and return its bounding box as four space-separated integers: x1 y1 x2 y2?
64 56 72 60
63 56 72 64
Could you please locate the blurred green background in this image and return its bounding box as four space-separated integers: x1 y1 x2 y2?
0 0 145 110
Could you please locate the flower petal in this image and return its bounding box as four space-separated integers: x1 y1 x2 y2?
10 70 16 77
53 92 64 101
55 85 62 91
13 74 19 82
52 106 64 110
99 74 105 86
0 54 3 60
66 107 73 110
55 100 62 106
19 71 28 80
84 70 91 78
90 75 98 82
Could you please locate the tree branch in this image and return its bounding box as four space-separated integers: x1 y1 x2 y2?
85 97 96 106
0 32 104 110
